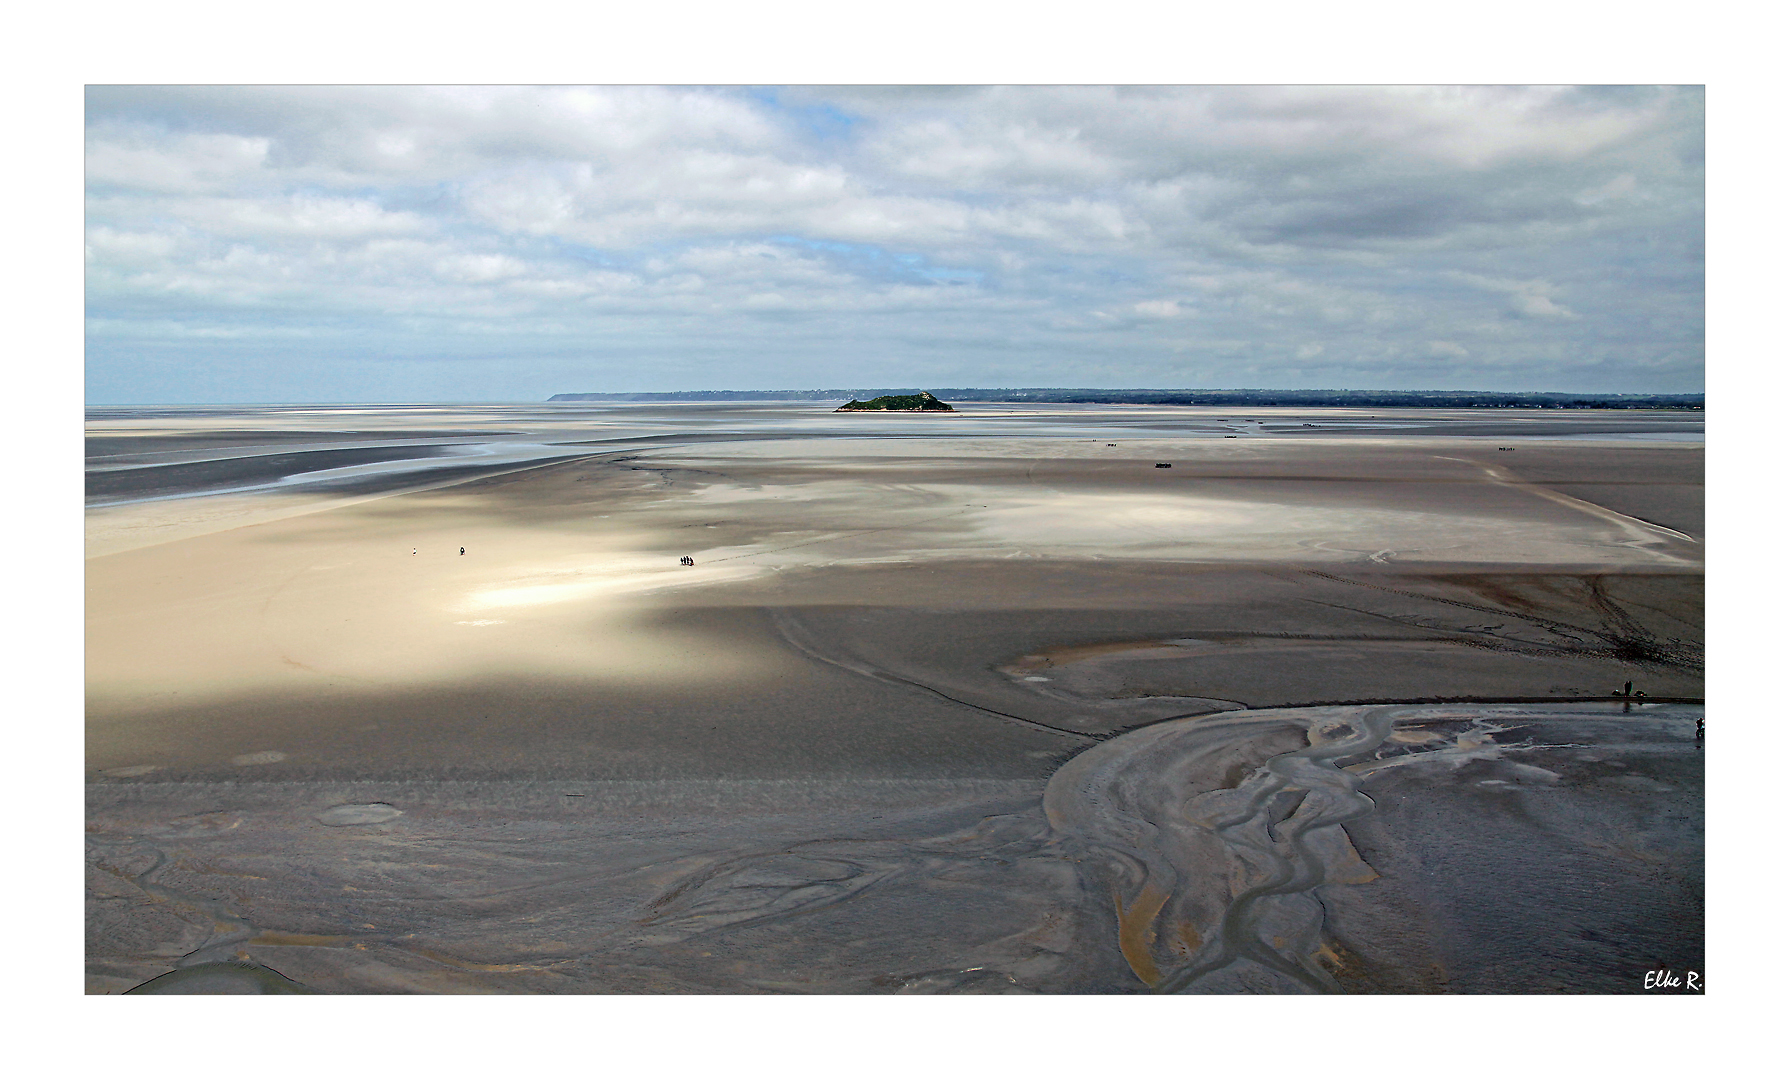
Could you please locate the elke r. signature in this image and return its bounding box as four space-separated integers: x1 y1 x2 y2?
1643 969 1702 991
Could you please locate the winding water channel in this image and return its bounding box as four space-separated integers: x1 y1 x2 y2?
1043 701 1700 993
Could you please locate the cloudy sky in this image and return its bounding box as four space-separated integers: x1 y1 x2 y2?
85 84 1703 403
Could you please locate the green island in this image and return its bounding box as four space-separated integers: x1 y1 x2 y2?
835 392 955 412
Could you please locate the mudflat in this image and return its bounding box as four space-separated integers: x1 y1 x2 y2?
86 404 1703 993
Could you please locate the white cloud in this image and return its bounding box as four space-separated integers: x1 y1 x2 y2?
1510 292 1575 319
1448 272 1580 319
434 253 528 283
85 227 181 266
85 130 272 194
184 195 433 239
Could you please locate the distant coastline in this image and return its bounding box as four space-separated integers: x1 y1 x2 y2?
548 388 1703 410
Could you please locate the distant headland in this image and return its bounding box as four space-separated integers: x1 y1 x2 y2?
836 392 955 412
548 388 1702 410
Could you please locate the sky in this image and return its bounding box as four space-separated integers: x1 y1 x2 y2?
84 84 1704 403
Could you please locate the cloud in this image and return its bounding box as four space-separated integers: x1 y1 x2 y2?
84 85 1702 401
434 253 528 283
177 195 432 240
85 129 273 194
1447 272 1580 319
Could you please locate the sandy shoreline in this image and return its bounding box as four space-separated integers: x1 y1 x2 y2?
86 404 1702 993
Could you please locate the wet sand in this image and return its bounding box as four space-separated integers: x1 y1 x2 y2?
86 404 1702 993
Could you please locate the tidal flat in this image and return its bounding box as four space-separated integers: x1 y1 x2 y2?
85 402 1703 993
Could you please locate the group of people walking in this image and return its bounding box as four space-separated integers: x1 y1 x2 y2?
408 545 700 566
413 544 699 567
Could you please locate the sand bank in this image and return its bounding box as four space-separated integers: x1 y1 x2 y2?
87 405 1702 993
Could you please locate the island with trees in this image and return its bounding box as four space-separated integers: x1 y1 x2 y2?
835 392 956 412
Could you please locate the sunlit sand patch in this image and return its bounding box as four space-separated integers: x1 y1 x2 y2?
231 750 287 766
88 536 786 701
316 803 403 826
102 764 161 778
951 489 1682 565
676 474 1689 568
85 491 348 558
459 555 768 611
967 492 1259 545
648 461 1696 567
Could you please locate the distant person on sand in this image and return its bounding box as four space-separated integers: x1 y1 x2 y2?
460 547 465 555
412 548 417 556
